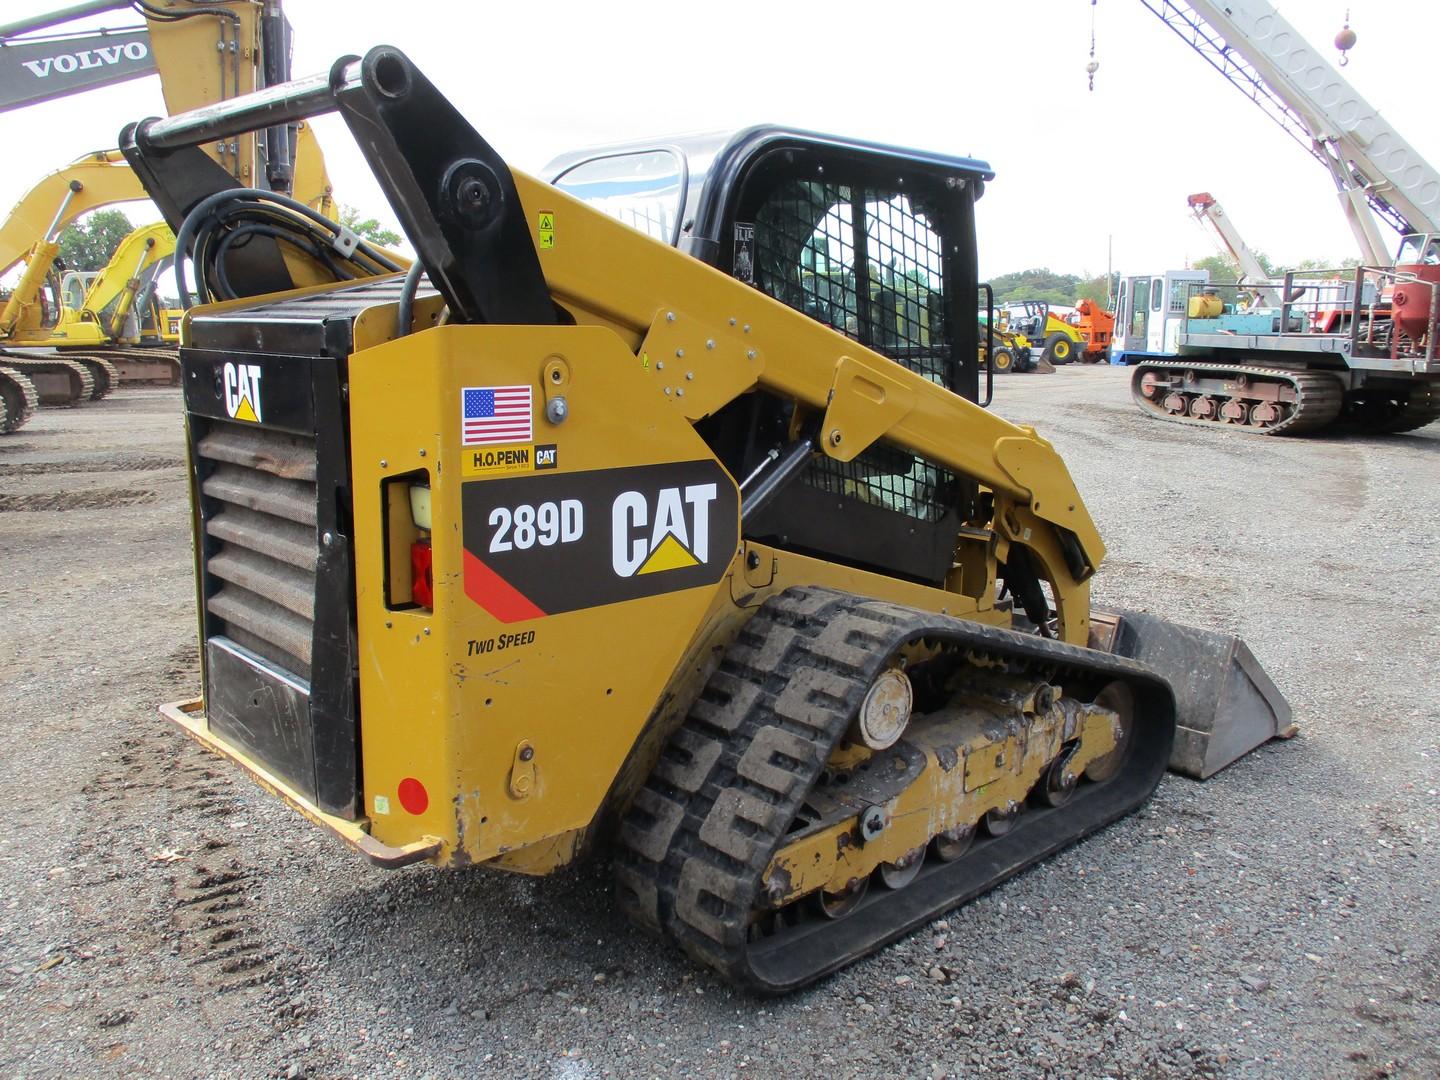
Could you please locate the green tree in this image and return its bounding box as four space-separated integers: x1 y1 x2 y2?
1193 249 1278 282
1294 255 1362 271
988 268 1082 306
1075 272 1117 305
57 208 133 272
338 203 401 247
1191 253 1241 282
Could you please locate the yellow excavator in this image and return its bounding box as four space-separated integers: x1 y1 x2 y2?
50 221 183 347
0 0 333 434
2 219 183 407
126 48 1291 992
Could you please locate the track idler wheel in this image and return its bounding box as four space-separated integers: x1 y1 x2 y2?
985 801 1024 836
878 845 927 890
1085 682 1136 783
1038 745 1081 807
931 824 976 863
815 877 869 919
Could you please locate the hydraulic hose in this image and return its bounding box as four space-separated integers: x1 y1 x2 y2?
174 188 402 308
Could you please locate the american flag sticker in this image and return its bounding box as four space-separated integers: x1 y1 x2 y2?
461 385 533 446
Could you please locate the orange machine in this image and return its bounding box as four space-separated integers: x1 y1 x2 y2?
1073 299 1115 363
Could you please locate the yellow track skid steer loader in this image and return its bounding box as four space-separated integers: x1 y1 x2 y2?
122 47 1291 992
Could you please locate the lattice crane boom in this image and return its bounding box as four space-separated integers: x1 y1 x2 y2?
1138 0 1440 264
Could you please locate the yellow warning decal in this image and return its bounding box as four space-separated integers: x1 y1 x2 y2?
636 532 700 575
537 210 556 250
462 445 533 477
232 396 259 423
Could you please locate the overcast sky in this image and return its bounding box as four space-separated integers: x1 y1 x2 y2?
2 0 1437 281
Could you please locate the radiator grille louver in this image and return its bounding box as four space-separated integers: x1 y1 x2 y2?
196 423 318 681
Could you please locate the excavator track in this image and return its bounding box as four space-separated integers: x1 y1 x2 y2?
0 353 95 407
1131 361 1344 436
615 587 1175 993
52 354 120 400
64 345 181 387
0 366 40 434
79 355 120 400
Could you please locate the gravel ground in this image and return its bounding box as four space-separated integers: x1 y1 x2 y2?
0 371 1436 1079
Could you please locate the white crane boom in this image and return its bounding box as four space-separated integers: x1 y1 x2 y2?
1139 0 1440 264
1186 192 1281 306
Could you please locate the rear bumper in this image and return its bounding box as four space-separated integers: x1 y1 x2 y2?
160 698 441 868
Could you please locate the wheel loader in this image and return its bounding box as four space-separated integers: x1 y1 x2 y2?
124 47 1291 993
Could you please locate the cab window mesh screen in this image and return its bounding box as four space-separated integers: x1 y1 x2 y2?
752 179 956 523
753 180 951 384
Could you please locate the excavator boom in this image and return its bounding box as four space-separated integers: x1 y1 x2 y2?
0 0 336 429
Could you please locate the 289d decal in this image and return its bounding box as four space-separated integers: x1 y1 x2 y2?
461 461 738 623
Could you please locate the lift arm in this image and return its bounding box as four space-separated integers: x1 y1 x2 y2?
0 1 335 339
1139 0 1440 262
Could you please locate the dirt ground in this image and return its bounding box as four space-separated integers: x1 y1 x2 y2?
0 369 1436 1079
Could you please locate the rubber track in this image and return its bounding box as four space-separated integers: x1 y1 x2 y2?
0 366 39 433
1350 382 1440 435
0 354 95 406
614 586 1175 993
1131 361 1344 436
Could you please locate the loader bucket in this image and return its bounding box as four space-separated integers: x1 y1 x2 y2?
1092 610 1295 780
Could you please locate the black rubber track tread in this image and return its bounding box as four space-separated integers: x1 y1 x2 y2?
614 586 1176 994
0 366 40 434
0 354 95 406
1346 382 1440 435
1130 361 1344 436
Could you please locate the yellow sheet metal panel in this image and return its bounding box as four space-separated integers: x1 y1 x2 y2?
348 323 743 867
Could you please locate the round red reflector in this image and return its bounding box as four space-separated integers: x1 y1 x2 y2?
397 777 429 815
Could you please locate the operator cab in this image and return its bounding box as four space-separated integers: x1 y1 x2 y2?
1110 270 1208 363
545 128 992 400
1002 300 1051 339
1396 233 1440 266
546 128 996 584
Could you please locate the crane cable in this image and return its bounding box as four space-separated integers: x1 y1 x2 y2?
1087 0 1100 91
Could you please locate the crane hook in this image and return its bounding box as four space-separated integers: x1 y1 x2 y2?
1335 8 1356 66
